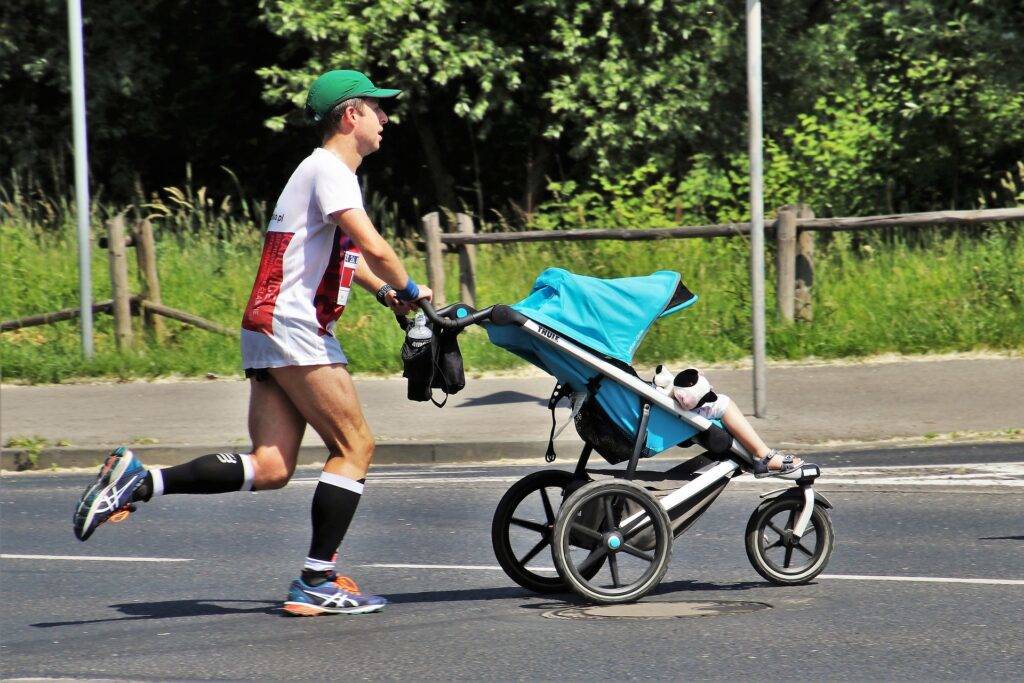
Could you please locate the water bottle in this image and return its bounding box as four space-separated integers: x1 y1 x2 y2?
407 312 433 349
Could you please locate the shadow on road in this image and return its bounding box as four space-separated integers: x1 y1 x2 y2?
32 599 279 628
456 391 548 408
979 535 1024 541
32 580 772 628
385 578 766 609
385 585 530 604
651 579 766 595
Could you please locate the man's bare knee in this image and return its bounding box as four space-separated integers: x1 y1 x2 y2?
251 448 296 490
327 431 374 472
255 469 291 490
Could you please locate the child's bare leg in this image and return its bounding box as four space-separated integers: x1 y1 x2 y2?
720 401 802 469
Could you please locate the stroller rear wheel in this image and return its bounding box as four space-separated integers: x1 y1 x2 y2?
745 495 835 585
491 470 603 594
552 480 672 604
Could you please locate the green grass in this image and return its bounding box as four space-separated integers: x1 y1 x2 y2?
1 212 1021 383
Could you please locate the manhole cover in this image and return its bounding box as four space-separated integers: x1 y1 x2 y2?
542 600 771 620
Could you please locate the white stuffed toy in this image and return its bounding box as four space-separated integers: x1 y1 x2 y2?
670 368 718 411
652 364 675 395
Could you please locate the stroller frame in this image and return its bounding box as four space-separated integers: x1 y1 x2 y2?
515 312 824 540
413 294 834 604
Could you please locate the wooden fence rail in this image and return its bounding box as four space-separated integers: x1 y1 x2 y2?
422 206 1024 321
1 215 235 340
1 300 120 332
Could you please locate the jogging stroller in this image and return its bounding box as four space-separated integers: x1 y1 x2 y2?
403 268 835 604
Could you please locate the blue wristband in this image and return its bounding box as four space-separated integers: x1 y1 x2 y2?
395 278 420 302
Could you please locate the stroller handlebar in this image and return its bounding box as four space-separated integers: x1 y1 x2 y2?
395 300 525 332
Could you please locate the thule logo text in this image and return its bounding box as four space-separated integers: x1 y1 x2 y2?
539 327 560 342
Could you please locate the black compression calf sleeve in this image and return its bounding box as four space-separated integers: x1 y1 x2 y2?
303 472 364 580
155 452 255 496
132 472 154 502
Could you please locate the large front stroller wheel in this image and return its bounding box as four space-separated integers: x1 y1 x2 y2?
552 480 672 604
745 496 835 585
492 470 603 593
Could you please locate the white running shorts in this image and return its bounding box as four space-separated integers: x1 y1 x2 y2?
241 327 347 370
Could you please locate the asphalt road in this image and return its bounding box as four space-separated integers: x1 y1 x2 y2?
2 444 1023 680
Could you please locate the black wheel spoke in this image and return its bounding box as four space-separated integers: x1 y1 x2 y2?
570 522 603 542
578 546 608 574
539 487 556 524
510 517 547 534
767 522 786 537
795 541 814 557
765 538 785 550
518 538 549 566
620 543 654 563
783 544 795 568
603 497 618 532
608 553 621 587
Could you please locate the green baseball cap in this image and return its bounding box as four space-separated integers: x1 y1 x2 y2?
305 70 402 121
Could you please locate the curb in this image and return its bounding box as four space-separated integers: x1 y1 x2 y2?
0 441 565 471
4 436 1022 472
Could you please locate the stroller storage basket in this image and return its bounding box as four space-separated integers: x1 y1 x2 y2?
574 395 638 465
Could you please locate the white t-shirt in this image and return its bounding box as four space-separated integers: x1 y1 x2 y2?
240 148 363 368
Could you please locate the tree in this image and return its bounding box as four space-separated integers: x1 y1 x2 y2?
0 0 300 204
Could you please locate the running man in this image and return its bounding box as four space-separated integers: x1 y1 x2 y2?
73 70 431 616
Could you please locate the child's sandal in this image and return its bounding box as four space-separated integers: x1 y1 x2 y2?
753 449 801 478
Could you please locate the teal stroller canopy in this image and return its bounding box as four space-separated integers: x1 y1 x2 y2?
504 268 697 364
485 268 705 462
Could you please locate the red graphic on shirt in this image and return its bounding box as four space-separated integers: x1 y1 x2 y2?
314 228 360 335
242 231 294 335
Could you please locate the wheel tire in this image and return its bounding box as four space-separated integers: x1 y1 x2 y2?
491 469 600 594
745 496 835 585
552 479 672 604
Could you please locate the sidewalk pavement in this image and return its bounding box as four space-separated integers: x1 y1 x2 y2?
2 357 1022 470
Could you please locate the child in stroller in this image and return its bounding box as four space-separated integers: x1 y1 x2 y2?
662 376 803 477
402 268 833 604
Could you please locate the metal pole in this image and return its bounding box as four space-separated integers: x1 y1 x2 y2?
67 0 94 358
746 0 766 416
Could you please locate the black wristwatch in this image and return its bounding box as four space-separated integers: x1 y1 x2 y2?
375 284 394 307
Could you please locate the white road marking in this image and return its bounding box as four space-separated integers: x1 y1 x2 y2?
1 554 191 563
808 462 1024 488
292 475 524 485
821 574 1024 586
362 562 556 572
290 462 1024 488
372 470 489 477
358 563 1023 585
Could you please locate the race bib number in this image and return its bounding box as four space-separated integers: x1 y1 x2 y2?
337 249 360 305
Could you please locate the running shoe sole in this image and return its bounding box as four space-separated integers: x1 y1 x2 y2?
282 601 385 616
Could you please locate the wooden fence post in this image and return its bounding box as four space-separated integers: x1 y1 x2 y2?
455 212 477 307
775 206 797 322
106 214 133 348
795 204 815 322
421 211 446 307
133 218 166 342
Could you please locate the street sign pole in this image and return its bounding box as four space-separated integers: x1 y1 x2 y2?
67 0 94 359
746 0 766 416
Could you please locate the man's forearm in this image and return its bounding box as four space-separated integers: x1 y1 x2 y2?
353 259 385 294
359 243 412 291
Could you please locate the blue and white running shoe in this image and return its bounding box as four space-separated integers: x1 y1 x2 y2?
283 574 387 616
73 447 147 541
